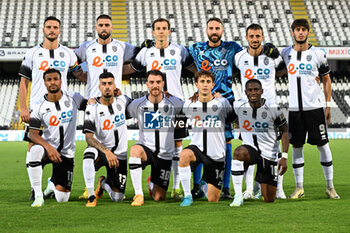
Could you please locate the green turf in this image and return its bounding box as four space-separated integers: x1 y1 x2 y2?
0 140 349 232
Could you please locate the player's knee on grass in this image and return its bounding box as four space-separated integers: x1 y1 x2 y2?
152 186 167 201
207 184 220 202
55 190 70 202
261 184 276 203
29 144 45 162
110 191 124 202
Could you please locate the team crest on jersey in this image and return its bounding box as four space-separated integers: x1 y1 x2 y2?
170 49 175 56
212 104 218 112
306 55 312 61
264 57 269 65
163 104 169 113
261 111 267 119
60 52 65 58
117 104 122 111
64 100 70 108
112 46 117 52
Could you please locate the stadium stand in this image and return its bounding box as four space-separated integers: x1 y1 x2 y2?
0 0 350 129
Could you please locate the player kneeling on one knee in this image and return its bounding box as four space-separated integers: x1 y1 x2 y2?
230 79 289 206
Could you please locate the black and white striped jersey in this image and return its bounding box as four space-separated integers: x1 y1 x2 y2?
281 44 330 111
234 99 286 161
184 97 236 162
127 95 184 160
83 95 131 160
29 91 86 158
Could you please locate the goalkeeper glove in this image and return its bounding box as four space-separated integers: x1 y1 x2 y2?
263 43 280 59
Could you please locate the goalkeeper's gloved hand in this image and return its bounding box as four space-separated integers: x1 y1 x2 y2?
140 39 154 48
263 43 280 59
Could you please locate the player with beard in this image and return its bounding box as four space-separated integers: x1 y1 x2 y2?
75 14 139 99
18 16 85 201
27 69 86 207
281 19 340 199
233 24 287 200
127 70 184 206
188 18 279 199
188 17 243 199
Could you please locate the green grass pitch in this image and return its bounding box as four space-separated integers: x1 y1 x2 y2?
0 140 349 232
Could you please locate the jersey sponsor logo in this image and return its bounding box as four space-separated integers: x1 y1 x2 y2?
143 110 169 129
92 55 119 68
242 120 269 132
244 68 271 80
288 63 313 75
151 59 177 71
39 60 67 71
190 115 221 127
102 113 126 130
49 110 74 126
200 59 228 71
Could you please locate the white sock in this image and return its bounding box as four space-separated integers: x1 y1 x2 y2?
54 189 70 202
148 181 154 192
129 157 143 196
103 182 124 202
172 146 182 189
26 151 32 186
201 181 208 198
231 160 244 196
292 147 304 189
277 158 284 190
318 143 334 188
244 165 255 192
29 145 45 198
83 158 96 197
179 166 191 197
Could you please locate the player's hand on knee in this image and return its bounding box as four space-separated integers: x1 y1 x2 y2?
278 158 287 175
47 146 62 163
263 43 280 59
105 150 118 168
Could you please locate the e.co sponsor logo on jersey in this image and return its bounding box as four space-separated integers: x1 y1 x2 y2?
39 60 67 71
288 63 312 75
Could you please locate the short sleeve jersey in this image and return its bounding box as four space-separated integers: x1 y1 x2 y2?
234 48 285 103
234 99 287 161
281 45 330 111
75 39 138 98
18 44 79 108
188 41 243 102
83 95 131 160
29 91 85 158
183 97 236 161
127 95 183 160
131 43 194 100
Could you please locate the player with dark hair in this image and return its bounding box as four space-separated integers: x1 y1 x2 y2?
27 69 86 207
281 19 340 199
123 17 196 199
179 70 236 206
230 79 289 207
234 23 287 199
82 72 131 207
127 70 184 206
19 16 85 200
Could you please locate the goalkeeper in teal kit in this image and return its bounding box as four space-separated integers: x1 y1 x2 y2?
188 17 280 199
